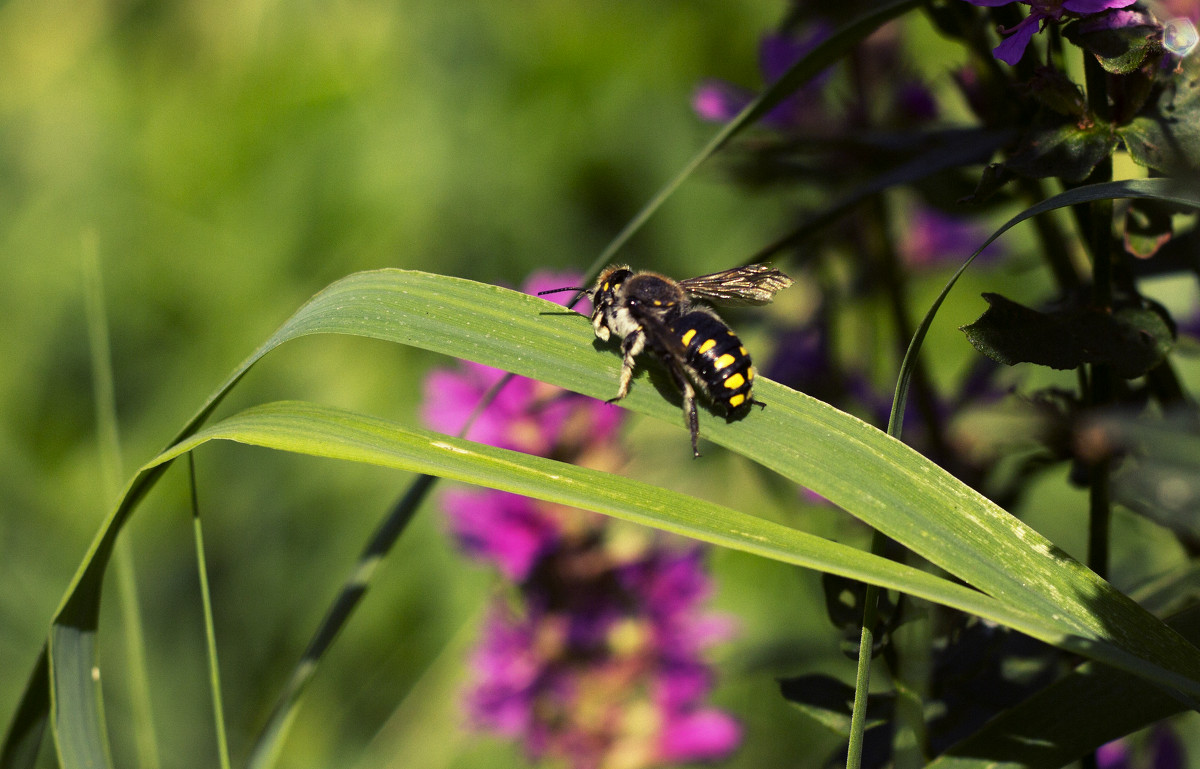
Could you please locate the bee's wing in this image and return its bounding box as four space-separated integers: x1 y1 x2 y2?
677 264 794 306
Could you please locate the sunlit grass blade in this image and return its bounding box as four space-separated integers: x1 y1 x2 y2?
145 401 1200 696
155 401 1053 640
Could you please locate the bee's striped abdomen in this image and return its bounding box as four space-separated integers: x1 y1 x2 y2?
673 310 755 412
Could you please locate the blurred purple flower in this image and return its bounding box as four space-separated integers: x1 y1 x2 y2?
1097 738 1133 769
764 325 831 397
896 81 940 123
964 0 1139 64
898 207 1005 270
422 271 739 768
1179 306 1200 340
657 708 742 763
693 27 834 128
1098 724 1186 769
441 488 559 580
466 545 739 769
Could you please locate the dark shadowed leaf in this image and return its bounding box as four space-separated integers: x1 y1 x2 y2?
927 605 1200 769
1004 122 1118 183
1119 54 1200 173
1027 67 1088 118
960 293 1173 377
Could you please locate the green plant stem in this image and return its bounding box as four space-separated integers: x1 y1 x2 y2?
188 456 231 769
1083 52 1114 580
847 531 890 769
1088 460 1112 581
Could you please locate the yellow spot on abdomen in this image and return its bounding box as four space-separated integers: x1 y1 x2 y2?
714 354 736 370
698 339 717 354
681 329 697 346
728 393 746 408
724 372 746 390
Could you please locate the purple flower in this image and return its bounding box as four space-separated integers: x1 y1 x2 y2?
421 271 740 768
693 27 834 128
963 0 1139 64
657 708 742 763
1097 738 1132 769
463 545 740 769
898 207 1005 270
441 488 560 580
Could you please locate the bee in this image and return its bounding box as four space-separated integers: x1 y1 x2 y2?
540 264 793 456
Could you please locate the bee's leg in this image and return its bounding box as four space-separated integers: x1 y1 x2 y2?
591 308 611 341
682 380 700 458
608 330 644 403
665 362 701 457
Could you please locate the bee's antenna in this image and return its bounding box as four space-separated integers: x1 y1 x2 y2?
537 286 587 296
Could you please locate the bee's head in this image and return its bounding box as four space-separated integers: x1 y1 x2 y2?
592 265 633 306
537 265 632 304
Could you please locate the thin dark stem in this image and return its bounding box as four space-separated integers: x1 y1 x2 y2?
1083 52 1114 580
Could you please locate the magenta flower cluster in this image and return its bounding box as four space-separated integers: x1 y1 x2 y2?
422 271 740 769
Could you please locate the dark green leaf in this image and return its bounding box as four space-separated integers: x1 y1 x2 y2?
960 293 1173 378
1027 67 1088 117
1119 54 1200 173
1004 122 1118 183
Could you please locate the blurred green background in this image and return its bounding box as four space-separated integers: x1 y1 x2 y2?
0 1 874 767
